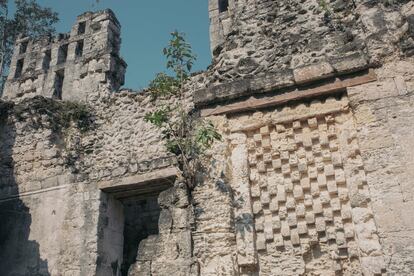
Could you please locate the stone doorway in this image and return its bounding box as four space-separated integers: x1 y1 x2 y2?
97 168 178 276
120 195 161 276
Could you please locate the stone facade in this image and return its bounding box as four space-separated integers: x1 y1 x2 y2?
2 10 126 102
1 1 414 276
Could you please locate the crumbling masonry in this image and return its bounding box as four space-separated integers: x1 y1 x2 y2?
1 1 414 275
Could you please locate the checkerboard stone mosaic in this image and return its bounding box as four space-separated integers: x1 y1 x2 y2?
246 114 359 258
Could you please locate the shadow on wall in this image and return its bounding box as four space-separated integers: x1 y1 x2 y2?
0 115 50 275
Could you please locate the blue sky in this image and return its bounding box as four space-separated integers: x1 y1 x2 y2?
36 0 212 89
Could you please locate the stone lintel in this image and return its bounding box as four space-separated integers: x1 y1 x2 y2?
201 69 376 117
194 53 369 108
98 167 178 199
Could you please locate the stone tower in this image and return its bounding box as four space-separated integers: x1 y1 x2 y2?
2 9 126 102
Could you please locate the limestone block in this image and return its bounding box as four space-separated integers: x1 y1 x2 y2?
313 198 323 215
251 185 260 198
279 206 287 219
317 174 327 188
264 221 274 241
256 233 266 251
291 229 300 246
260 126 270 135
335 169 346 185
300 177 311 190
323 207 334 222
287 213 298 227
257 162 266 173
311 181 320 197
298 222 308 235
274 234 284 247
277 185 286 202
262 138 271 149
272 216 281 230
293 185 304 200
305 212 315 224
282 164 291 175
293 62 335 84
326 226 336 240
315 217 326 232
281 221 291 238
260 191 270 205
252 201 262 215
296 204 306 218
327 180 338 194
272 159 282 169
308 166 318 179
286 198 296 210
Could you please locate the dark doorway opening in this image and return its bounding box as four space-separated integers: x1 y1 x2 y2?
120 196 161 276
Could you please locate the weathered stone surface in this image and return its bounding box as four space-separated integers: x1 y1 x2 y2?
1 3 414 276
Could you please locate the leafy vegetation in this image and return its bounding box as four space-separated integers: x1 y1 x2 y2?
145 31 221 187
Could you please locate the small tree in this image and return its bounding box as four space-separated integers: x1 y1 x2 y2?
0 0 58 93
145 31 221 187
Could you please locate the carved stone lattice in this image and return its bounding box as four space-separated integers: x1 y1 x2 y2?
246 115 358 258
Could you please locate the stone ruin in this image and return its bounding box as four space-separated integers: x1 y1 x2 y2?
1 1 414 275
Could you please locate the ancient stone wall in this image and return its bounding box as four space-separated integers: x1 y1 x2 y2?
205 0 412 87
1 3 414 276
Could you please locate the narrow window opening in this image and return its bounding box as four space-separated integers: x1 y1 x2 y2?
19 41 28 54
75 40 84 58
53 70 65 100
219 0 229 13
78 21 86 35
57 44 68 64
42 50 51 71
14 59 24 78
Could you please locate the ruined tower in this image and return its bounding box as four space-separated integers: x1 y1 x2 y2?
2 9 126 102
